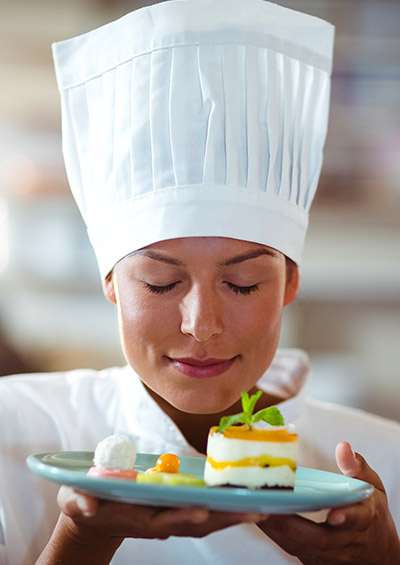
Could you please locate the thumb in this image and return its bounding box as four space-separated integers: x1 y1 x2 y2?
335 441 384 492
57 485 100 519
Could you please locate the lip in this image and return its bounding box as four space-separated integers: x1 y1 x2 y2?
168 356 238 379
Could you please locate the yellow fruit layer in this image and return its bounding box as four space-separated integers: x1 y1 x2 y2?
206 455 297 472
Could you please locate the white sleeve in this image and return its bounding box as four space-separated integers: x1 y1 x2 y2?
0 544 7 565
0 480 7 565
0 375 63 563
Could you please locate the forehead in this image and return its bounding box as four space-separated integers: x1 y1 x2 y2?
146 237 277 253
120 236 282 269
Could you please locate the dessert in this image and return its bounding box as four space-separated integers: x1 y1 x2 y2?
87 434 139 479
138 452 206 487
204 391 298 489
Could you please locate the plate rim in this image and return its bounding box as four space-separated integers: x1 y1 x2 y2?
26 451 374 514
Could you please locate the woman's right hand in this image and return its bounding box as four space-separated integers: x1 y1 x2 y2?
36 486 264 565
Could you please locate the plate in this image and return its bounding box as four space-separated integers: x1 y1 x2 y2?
26 452 374 514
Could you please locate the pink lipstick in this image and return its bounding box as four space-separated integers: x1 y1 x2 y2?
169 357 237 379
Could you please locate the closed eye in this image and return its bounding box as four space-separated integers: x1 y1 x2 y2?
144 282 179 295
225 282 259 295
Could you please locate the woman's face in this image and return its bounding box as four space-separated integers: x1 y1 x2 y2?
104 237 298 414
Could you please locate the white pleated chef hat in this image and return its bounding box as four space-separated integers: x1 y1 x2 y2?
52 0 335 279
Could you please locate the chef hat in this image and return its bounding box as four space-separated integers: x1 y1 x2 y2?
52 0 334 278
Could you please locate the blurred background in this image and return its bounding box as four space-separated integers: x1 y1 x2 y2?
0 0 399 421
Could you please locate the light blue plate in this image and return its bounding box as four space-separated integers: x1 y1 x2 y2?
26 452 374 514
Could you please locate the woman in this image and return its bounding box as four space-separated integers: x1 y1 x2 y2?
37 237 400 564
0 1 399 563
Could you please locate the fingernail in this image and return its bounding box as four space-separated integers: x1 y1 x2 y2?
76 495 93 517
243 513 265 522
329 513 345 526
189 509 209 524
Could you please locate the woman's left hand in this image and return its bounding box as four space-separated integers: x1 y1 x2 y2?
258 441 400 564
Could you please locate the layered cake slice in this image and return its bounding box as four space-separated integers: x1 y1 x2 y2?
204 391 298 489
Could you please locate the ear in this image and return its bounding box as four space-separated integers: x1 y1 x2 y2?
283 262 299 306
102 275 117 304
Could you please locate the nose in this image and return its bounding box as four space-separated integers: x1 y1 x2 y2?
180 283 223 342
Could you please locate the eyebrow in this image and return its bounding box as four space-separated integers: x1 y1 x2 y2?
127 249 183 266
128 247 278 267
219 248 279 266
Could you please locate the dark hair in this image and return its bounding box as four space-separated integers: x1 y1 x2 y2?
285 255 298 281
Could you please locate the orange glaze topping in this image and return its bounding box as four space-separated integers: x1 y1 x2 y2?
210 426 298 442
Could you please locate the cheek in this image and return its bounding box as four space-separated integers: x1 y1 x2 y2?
204 295 284 401
229 293 285 378
116 293 176 355
244 311 282 361
232 292 284 340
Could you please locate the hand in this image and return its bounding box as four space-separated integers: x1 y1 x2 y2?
57 485 262 540
36 485 263 564
257 441 400 564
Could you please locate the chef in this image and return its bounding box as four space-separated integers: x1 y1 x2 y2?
0 1 399 564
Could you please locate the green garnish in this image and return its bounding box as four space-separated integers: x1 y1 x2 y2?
216 390 284 433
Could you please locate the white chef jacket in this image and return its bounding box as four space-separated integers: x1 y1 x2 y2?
0 349 399 565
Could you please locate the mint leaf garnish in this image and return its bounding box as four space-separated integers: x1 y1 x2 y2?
216 412 244 434
252 406 284 426
215 391 284 433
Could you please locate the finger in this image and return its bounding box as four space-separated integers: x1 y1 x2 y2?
151 507 263 532
57 486 99 519
259 513 318 541
327 499 375 531
259 514 360 558
258 516 308 558
335 441 384 492
183 510 264 538
151 507 210 530
208 510 265 525
149 507 264 540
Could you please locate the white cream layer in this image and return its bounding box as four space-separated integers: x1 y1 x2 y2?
204 461 296 488
206 432 298 462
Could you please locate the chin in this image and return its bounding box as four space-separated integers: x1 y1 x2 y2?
172 389 241 416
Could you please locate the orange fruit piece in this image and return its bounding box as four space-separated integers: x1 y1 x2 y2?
155 453 181 473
